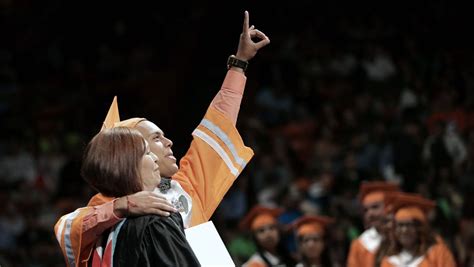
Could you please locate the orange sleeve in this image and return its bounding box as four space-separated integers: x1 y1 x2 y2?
426 242 457 267
172 107 254 226
210 69 247 125
347 239 361 267
347 239 375 267
54 207 92 267
54 194 117 267
81 200 123 250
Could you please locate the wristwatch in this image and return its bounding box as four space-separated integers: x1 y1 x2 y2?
227 55 248 72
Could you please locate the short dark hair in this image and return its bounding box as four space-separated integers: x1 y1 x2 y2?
81 127 145 197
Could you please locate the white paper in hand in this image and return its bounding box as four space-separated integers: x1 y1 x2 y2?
185 221 235 267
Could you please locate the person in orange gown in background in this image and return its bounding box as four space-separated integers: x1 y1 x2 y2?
347 181 400 267
291 215 334 267
240 205 296 267
380 193 456 267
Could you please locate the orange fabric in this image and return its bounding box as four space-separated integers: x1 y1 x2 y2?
87 193 114 206
426 240 457 267
292 215 333 236
251 214 278 230
114 118 146 128
358 181 399 203
173 106 254 227
381 241 456 267
297 223 324 236
101 96 120 130
243 253 272 267
54 208 94 267
53 194 121 267
347 239 375 267
101 96 145 130
390 193 435 213
390 193 436 225
363 192 385 205
82 197 118 248
383 191 402 214
239 206 283 231
210 69 246 124
395 206 427 222
246 261 267 267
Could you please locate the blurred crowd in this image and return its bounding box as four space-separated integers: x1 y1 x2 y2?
1 1 473 266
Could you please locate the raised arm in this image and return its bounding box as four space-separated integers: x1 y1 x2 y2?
210 10 270 124
174 11 269 226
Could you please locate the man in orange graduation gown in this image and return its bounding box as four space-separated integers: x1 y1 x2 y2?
347 181 400 267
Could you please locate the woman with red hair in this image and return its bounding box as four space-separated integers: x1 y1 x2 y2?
292 215 334 267
381 193 456 267
240 205 296 267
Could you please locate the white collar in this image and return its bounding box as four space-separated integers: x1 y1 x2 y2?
153 180 193 228
359 227 382 252
387 250 424 267
263 251 282 265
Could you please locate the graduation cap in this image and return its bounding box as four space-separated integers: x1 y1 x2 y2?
115 118 147 129
291 215 334 237
383 191 404 214
391 193 436 223
101 96 121 130
239 205 283 231
358 181 400 206
101 96 146 131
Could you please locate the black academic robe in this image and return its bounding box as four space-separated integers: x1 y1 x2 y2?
113 213 201 266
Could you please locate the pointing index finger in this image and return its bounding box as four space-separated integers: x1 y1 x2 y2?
242 10 249 34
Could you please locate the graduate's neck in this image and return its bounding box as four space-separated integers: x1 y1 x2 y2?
306 256 322 266
401 242 419 256
265 247 277 255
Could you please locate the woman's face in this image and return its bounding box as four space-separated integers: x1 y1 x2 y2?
395 219 419 249
254 224 280 251
140 141 161 191
299 234 325 260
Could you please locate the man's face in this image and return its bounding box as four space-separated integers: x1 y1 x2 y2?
363 201 385 229
135 121 178 178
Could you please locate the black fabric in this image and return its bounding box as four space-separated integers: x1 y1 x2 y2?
158 177 172 193
114 213 201 267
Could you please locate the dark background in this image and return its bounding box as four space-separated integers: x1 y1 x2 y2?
1 1 473 266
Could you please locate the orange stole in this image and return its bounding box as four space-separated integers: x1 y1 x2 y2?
347 238 376 267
